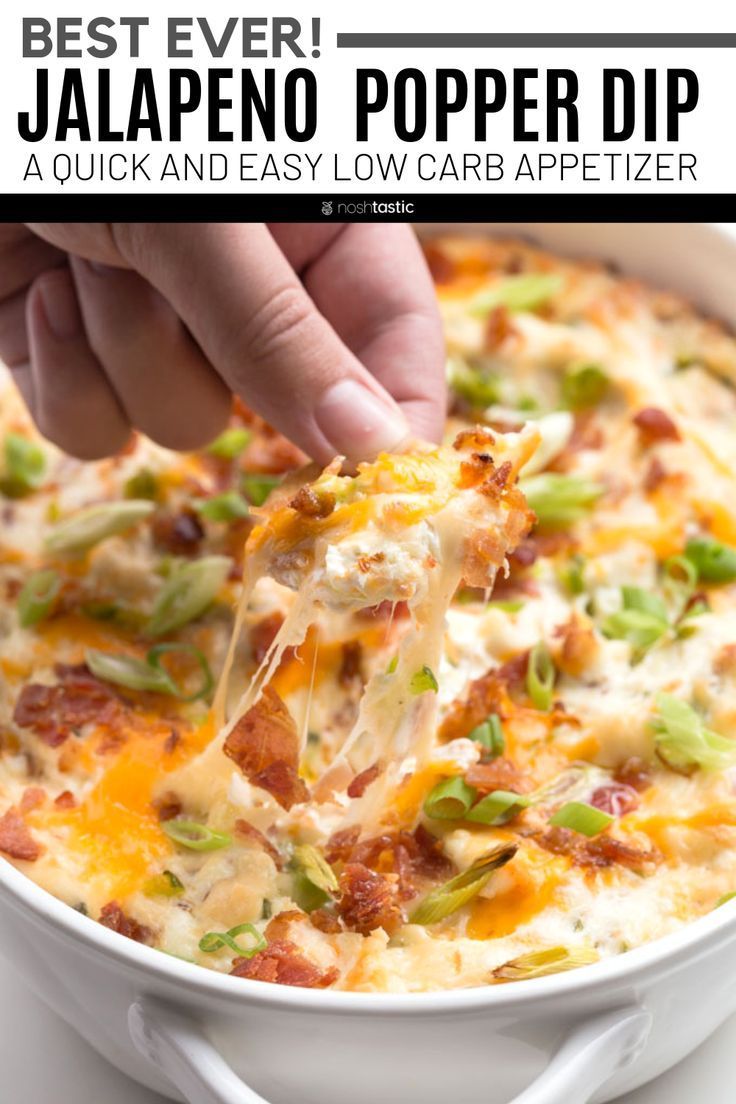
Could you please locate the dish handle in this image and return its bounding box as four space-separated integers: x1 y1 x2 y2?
128 997 651 1104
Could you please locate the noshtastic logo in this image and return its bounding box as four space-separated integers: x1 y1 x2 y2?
321 200 333 215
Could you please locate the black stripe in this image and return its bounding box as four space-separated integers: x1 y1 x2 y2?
0 194 732 222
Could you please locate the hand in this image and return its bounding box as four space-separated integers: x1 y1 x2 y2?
0 223 446 463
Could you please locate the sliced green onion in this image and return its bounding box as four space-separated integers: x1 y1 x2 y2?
290 844 339 912
469 714 505 757
684 536 736 584
163 819 232 852
424 776 477 820
45 500 155 555
558 554 586 596
663 555 698 597
466 789 531 826
492 945 599 981
207 427 252 460
561 363 609 411
123 468 159 501
487 599 525 613
447 358 501 408
193 491 250 522
469 274 562 317
410 665 439 695
198 922 266 957
715 892 736 909
85 642 213 702
1 433 46 497
621 586 668 621
386 655 398 674
143 870 185 898
146 555 231 636
548 801 614 837
81 602 147 632
651 692 736 772
600 587 669 658
241 473 280 507
677 598 710 637
526 642 555 711
600 609 668 655
520 474 603 528
409 843 517 925
292 844 338 894
18 569 61 627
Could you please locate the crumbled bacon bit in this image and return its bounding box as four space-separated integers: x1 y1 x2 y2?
589 783 639 817
20 787 46 812
411 825 456 881
715 643 736 678
151 510 204 556
481 460 514 499
554 614 599 678
357 552 386 573
339 641 364 688
462 486 534 588
536 826 659 871
98 901 152 944
453 427 496 452
5 577 21 601
458 452 495 489
243 430 306 475
423 242 457 284
224 686 309 810
13 666 123 747
484 305 516 351
509 541 538 569
152 792 182 822
338 863 402 935
466 757 532 795
355 599 410 622
632 407 681 446
325 825 361 864
250 611 285 665
264 909 308 942
163 728 180 755
643 456 668 492
289 485 336 519
613 757 652 793
439 652 530 743
347 762 382 799
328 825 454 901
231 939 338 988
0 808 42 861
310 907 343 934
235 818 283 868
54 790 76 810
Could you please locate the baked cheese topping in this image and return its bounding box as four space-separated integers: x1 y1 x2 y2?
3 235 736 992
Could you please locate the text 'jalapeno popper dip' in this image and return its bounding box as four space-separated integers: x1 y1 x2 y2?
2 235 736 993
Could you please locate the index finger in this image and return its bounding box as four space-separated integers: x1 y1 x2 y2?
274 224 447 444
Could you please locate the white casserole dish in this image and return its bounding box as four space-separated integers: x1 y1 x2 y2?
2 222 736 1104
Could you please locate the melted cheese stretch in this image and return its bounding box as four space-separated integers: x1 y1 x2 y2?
184 433 537 825
5 234 736 992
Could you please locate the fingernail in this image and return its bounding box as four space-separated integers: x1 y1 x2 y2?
314 379 409 459
38 272 81 341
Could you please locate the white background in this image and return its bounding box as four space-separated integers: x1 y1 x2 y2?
0 0 735 193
